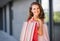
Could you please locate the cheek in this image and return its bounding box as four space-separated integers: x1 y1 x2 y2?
31 10 37 13
33 11 36 13
31 9 35 12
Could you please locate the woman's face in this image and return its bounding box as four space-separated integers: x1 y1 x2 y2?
31 5 40 17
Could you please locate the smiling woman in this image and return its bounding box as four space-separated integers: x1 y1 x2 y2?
20 2 50 41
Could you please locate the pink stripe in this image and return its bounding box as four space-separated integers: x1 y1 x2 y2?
29 22 35 41
23 22 29 41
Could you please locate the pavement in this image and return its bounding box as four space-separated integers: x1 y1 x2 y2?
0 31 18 41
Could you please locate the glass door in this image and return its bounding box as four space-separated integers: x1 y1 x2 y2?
53 0 60 41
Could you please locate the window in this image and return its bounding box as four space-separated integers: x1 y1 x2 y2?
53 0 60 23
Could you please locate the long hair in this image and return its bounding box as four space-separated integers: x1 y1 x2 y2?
27 2 45 21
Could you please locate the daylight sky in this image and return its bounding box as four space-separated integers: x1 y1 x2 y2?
42 0 60 11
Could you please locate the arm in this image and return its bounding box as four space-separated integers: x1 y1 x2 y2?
37 19 43 36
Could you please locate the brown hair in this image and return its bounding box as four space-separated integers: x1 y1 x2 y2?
27 2 45 21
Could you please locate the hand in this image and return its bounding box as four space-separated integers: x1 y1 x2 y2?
37 19 43 36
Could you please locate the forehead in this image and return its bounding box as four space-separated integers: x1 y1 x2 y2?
32 5 39 8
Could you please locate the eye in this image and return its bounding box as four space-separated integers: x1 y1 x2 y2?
37 8 39 9
33 8 35 10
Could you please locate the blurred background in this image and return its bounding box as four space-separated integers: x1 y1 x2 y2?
0 0 60 41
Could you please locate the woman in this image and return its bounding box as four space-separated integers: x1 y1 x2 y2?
20 2 50 41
